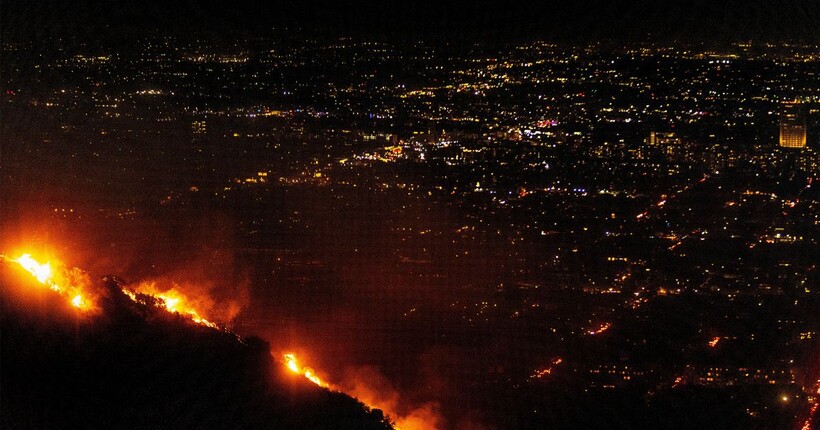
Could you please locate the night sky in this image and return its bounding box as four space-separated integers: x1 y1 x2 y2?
3 0 820 43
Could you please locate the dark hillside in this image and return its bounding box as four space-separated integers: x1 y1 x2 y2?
0 266 392 430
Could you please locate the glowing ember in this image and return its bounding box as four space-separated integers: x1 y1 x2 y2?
3 253 94 311
587 322 612 335
530 358 564 380
708 337 720 348
283 353 330 388
802 403 819 430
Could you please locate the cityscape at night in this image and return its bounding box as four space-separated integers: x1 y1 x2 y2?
1 2 819 429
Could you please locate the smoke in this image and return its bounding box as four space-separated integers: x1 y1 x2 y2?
75 211 253 324
339 365 445 430
127 247 251 324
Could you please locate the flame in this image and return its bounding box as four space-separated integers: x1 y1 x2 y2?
530 357 564 380
15 254 53 284
708 337 720 348
4 250 222 326
802 402 819 430
4 250 426 428
281 353 440 429
71 294 84 308
283 353 330 388
4 253 93 311
123 283 218 329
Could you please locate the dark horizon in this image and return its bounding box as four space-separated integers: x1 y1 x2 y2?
3 0 820 45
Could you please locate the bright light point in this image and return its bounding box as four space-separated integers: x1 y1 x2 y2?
5 253 95 311
15 254 52 284
283 353 328 388
161 296 180 312
284 354 300 373
781 395 789 402
305 370 323 386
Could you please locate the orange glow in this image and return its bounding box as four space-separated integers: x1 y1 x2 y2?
283 352 444 429
123 283 218 328
71 294 85 308
708 337 720 348
14 254 53 284
4 253 94 311
4 250 430 428
530 357 564 380
587 322 612 335
802 403 819 430
283 353 330 388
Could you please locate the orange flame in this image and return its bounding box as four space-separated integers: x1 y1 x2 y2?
123 283 218 328
283 353 330 388
802 402 819 430
530 357 564 380
587 322 612 335
280 353 435 428
708 337 720 348
4 250 428 428
3 251 224 326
4 253 93 311
15 254 53 285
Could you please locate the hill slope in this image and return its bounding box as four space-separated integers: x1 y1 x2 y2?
0 266 392 430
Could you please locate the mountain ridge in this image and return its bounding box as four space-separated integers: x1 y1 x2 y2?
0 264 393 430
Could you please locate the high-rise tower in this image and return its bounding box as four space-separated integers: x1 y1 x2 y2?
779 101 807 149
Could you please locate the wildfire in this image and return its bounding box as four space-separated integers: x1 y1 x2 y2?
123 283 218 329
3 250 221 328
71 294 85 308
3 249 428 429
802 402 819 430
3 253 93 311
530 358 564 380
15 254 53 285
283 353 330 388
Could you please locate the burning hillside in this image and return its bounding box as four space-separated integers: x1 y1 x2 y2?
0 252 393 430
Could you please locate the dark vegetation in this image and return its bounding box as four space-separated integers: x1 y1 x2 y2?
0 266 392 430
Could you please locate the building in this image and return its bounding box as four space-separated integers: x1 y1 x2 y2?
646 131 681 146
192 120 207 135
779 102 807 149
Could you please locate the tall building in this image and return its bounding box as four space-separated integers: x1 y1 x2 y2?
779 102 807 149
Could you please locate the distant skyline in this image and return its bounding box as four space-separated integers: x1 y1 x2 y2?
3 0 820 44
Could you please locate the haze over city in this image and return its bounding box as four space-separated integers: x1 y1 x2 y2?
1 2 819 429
